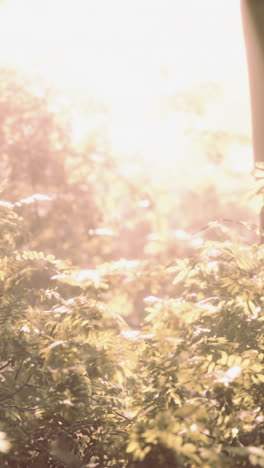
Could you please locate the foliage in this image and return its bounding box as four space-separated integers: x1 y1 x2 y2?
0 199 263 468
0 202 131 467
0 65 262 467
0 67 257 269
0 67 149 265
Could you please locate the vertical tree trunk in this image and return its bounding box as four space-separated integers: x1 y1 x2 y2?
240 0 264 241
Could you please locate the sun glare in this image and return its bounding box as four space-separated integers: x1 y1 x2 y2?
0 0 251 183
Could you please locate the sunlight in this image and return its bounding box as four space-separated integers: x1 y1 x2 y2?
0 0 251 181
0 1 245 97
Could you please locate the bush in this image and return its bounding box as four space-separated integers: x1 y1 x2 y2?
0 200 263 468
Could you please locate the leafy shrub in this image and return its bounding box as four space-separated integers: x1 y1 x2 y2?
0 200 263 468
125 240 264 467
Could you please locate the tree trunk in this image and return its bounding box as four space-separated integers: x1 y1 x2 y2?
240 0 264 241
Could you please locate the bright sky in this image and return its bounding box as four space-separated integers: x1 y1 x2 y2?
0 0 253 185
0 1 245 90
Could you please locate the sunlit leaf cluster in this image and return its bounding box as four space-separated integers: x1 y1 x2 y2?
0 199 263 468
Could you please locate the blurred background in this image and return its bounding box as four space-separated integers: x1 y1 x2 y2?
0 0 258 266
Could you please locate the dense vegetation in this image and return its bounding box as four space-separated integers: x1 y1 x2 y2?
0 69 263 467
